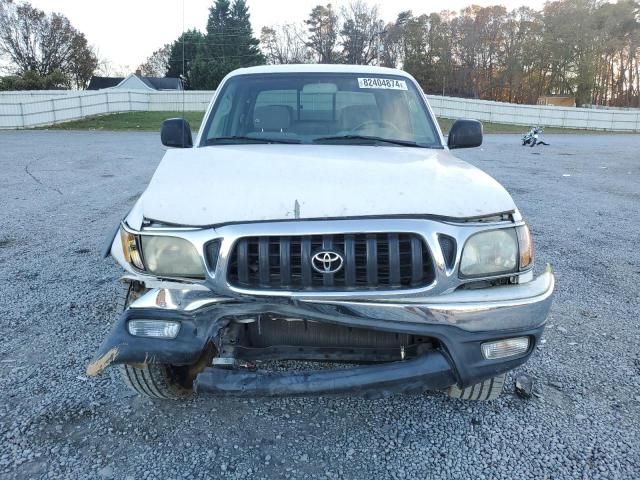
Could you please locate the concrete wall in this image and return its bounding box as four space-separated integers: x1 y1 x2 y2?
1 89 640 131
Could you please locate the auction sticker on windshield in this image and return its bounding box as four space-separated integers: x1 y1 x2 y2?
358 78 408 90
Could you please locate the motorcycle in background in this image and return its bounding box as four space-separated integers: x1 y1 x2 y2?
522 126 549 147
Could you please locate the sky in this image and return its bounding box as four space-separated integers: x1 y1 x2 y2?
26 0 540 73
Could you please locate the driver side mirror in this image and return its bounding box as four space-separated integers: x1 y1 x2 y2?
161 118 193 148
447 119 483 149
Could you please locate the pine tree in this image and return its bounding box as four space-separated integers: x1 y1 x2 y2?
228 0 263 65
166 29 205 89
190 0 264 90
305 4 339 63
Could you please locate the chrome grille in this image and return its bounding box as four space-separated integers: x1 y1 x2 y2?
225 233 434 291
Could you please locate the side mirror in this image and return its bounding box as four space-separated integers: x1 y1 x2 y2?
161 118 193 148
447 119 483 149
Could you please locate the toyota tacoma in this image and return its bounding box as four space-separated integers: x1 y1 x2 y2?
88 65 555 401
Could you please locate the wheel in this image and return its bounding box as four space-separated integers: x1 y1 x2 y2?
120 363 192 400
447 373 506 401
116 282 194 400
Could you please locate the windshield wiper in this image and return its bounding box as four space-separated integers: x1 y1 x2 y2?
312 135 427 148
206 136 301 145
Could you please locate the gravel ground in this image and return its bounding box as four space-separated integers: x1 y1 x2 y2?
0 130 639 479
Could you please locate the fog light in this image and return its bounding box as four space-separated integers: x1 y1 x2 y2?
481 337 530 360
128 320 180 339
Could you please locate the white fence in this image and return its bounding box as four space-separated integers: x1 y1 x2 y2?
0 90 215 129
427 96 640 132
1 89 640 131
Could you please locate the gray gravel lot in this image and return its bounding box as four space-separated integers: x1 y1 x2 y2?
0 130 639 479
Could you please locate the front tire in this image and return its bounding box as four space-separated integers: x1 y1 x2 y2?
120 363 192 400
447 373 506 401
116 282 194 400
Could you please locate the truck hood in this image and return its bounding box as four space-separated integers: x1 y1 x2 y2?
137 145 516 226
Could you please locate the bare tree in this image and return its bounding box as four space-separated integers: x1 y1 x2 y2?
138 44 171 76
261 24 309 64
0 0 98 88
340 1 384 65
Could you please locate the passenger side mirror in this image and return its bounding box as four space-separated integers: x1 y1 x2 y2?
161 118 193 148
447 119 483 149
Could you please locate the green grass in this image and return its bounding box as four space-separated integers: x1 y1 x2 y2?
43 110 599 134
44 111 205 132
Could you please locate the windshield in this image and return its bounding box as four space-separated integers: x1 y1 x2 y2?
201 73 442 148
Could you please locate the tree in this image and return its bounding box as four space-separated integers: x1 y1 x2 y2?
138 44 171 77
228 0 263 64
340 1 384 65
543 0 600 105
305 4 339 63
190 0 264 89
0 0 98 89
499 7 543 103
68 33 99 88
261 24 310 64
593 0 640 106
380 11 411 68
166 29 205 88
402 13 449 93
0 69 67 90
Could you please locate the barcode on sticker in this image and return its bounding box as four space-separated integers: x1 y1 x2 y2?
358 78 408 90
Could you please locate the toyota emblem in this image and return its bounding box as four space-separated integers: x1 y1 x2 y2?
311 250 344 274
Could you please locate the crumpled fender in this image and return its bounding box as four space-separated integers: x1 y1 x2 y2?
86 308 227 376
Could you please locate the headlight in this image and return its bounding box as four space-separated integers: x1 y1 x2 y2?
140 236 204 278
460 228 518 277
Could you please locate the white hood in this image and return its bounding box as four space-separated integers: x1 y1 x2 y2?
137 145 515 226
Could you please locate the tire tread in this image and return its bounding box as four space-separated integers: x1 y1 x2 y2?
119 364 189 400
447 373 506 401
117 282 191 400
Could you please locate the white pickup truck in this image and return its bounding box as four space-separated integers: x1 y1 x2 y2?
88 64 554 401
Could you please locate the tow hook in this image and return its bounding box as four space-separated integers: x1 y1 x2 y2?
211 357 257 371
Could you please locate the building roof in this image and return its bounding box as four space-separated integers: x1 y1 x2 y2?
139 76 183 90
86 75 182 91
87 76 124 90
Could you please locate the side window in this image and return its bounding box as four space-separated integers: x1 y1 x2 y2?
207 84 236 139
405 91 434 142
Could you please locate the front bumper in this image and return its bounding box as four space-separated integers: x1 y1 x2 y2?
87 269 554 394
195 351 456 397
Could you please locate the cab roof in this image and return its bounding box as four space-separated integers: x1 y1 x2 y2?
226 64 415 79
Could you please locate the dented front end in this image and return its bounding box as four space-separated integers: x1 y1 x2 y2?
87 266 554 395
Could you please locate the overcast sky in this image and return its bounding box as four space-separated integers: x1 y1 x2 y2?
27 0 539 72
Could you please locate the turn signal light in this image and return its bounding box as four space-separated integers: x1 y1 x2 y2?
481 337 530 360
120 229 145 270
516 225 534 270
127 320 180 339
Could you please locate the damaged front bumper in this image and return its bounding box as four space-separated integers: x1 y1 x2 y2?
87 268 554 396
